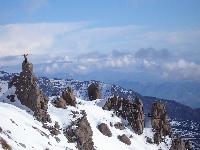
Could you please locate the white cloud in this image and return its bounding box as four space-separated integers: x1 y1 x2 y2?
0 22 200 58
163 59 200 80
1 22 200 81
0 22 88 56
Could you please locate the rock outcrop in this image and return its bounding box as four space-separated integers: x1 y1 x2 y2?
0 137 12 150
103 96 144 135
64 114 95 150
62 87 76 107
151 101 171 144
53 87 76 108
53 97 67 109
98 123 112 137
88 83 101 100
9 57 50 122
170 137 192 150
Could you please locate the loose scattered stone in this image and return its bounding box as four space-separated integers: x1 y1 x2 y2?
146 136 153 144
114 122 125 130
6 95 15 102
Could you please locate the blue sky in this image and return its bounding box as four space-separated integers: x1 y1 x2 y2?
1 0 200 29
0 0 200 81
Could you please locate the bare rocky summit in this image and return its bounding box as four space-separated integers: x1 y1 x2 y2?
9 57 50 122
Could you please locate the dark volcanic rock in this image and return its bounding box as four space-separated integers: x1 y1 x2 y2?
62 87 76 107
103 96 144 135
88 83 101 100
98 123 112 137
151 101 171 144
118 134 131 145
9 57 50 122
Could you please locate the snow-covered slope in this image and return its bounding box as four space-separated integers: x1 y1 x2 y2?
0 99 171 150
0 70 199 149
0 90 171 150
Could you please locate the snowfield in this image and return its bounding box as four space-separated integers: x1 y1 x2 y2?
0 93 172 150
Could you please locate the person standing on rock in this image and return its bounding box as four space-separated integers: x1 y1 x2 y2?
23 53 28 63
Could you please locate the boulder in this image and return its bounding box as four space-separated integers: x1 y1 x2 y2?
88 83 101 100
98 123 112 137
118 134 131 145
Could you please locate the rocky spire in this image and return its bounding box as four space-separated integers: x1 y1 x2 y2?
88 83 101 100
151 101 171 144
9 55 51 122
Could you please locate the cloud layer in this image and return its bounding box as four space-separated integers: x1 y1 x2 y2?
0 22 200 81
0 22 200 56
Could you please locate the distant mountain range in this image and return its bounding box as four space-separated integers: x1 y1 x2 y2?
116 80 200 108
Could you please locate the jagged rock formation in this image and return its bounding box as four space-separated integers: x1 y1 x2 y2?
103 96 144 135
118 134 131 145
98 123 112 137
64 115 95 150
62 87 76 107
88 83 101 100
151 101 171 144
170 137 192 150
9 58 50 122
